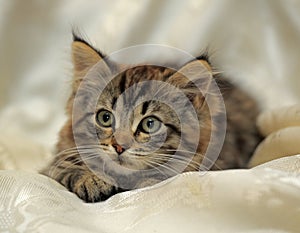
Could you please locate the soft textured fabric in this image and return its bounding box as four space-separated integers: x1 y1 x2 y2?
249 105 300 167
0 156 300 233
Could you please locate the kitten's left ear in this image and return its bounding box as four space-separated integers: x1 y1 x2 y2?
168 58 213 98
71 32 108 79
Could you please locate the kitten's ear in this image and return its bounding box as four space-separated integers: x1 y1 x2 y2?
168 58 213 94
71 33 106 78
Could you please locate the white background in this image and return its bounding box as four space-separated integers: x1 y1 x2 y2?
0 0 299 149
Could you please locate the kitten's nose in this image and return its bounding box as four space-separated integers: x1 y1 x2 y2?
112 131 133 155
112 143 125 155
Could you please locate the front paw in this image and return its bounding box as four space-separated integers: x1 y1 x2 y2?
71 174 116 202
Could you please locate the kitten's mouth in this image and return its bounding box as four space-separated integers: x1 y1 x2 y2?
117 156 124 165
111 155 127 167
113 155 142 170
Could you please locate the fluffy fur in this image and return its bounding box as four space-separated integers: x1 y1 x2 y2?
41 34 261 202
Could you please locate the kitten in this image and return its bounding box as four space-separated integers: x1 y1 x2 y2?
41 33 261 202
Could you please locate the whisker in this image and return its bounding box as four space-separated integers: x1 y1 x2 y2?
146 159 181 176
165 149 218 164
50 152 105 178
141 160 170 179
127 149 213 170
49 145 112 177
150 154 201 171
54 145 108 157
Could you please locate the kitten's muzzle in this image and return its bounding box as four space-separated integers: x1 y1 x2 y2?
112 131 133 155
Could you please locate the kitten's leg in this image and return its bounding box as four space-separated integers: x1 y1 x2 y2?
42 164 116 202
64 171 116 202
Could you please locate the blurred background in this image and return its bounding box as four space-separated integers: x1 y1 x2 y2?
0 0 299 157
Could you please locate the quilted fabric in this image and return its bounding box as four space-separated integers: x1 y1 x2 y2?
0 156 300 233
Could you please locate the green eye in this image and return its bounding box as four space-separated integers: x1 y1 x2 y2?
96 110 114 127
140 117 161 133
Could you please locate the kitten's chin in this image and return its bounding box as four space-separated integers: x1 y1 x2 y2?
117 159 144 171
110 155 140 171
106 151 151 171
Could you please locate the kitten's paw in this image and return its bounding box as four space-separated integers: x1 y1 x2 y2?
72 174 116 202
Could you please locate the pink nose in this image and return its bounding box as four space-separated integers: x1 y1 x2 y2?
113 144 125 154
112 131 133 155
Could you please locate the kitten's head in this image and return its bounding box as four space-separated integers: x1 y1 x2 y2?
57 34 223 187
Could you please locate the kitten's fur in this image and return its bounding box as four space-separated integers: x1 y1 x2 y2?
41 34 261 202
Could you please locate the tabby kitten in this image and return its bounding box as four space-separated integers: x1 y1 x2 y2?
41 33 261 202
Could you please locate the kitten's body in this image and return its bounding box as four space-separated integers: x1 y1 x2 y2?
42 34 261 202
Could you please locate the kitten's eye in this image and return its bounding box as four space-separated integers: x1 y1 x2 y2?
96 110 114 127
140 117 161 134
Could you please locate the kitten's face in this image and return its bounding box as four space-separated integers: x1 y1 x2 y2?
94 66 183 170
58 37 218 186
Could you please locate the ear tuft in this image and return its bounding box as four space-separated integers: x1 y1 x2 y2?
196 51 212 72
196 51 210 64
72 30 106 58
71 31 106 77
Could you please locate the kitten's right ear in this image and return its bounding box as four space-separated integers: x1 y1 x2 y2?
71 32 106 78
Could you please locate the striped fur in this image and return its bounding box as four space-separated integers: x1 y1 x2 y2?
41 36 261 202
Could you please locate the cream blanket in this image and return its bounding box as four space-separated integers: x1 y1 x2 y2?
1 156 300 233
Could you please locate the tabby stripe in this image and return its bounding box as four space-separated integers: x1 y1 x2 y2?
66 173 74 191
141 101 150 115
165 123 181 136
83 181 89 200
119 72 127 94
112 96 117 107
131 82 149 107
181 137 198 152
74 112 94 127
